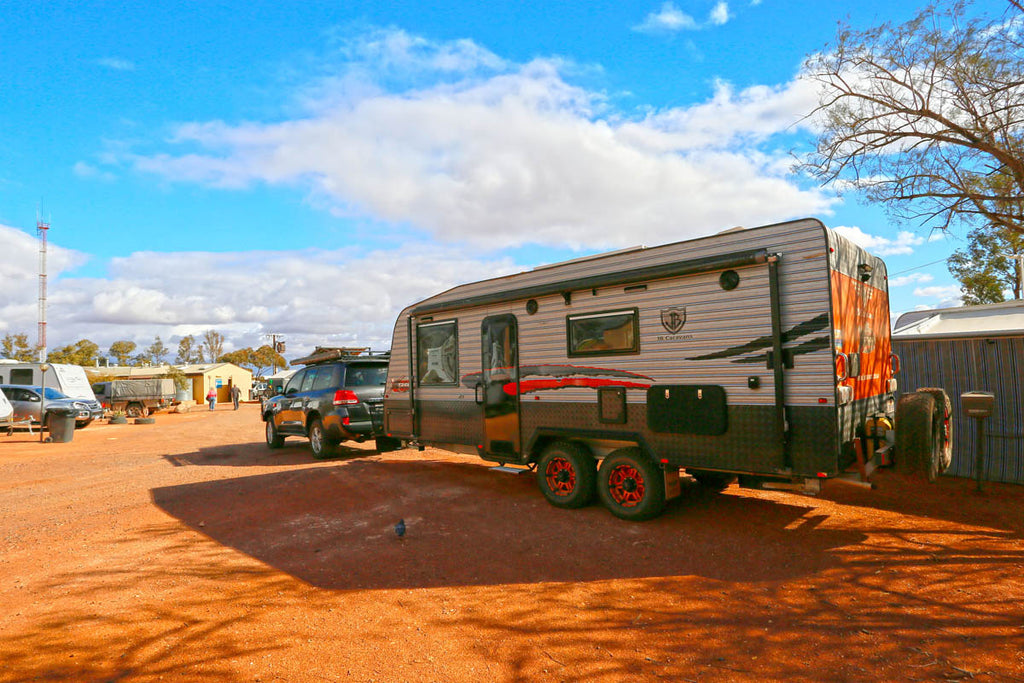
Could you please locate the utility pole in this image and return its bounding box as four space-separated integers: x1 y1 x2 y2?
264 333 286 375
1015 254 1024 300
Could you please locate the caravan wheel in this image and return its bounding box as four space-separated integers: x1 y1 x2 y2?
597 448 665 521
536 441 596 509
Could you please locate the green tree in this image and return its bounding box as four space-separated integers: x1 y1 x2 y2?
801 1 1024 234
175 335 202 364
201 329 225 364
109 340 138 366
1 333 39 362
251 344 287 376
218 345 286 376
142 335 169 365
948 225 1024 304
48 339 101 366
218 348 253 369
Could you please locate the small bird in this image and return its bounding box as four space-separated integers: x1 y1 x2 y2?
394 519 406 539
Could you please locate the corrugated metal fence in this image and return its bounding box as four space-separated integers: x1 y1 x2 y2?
893 336 1024 484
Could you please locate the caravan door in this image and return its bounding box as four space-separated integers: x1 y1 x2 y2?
480 315 520 459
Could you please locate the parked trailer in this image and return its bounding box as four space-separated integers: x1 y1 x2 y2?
91 378 176 417
0 361 98 402
382 218 951 520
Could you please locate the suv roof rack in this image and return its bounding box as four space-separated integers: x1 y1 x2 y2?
291 346 391 366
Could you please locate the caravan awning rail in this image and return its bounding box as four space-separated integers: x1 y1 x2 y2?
411 248 771 316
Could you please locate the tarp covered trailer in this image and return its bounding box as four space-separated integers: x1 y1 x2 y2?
91 378 176 417
382 218 950 520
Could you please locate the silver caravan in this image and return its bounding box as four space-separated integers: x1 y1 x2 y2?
0 361 98 402
381 219 950 520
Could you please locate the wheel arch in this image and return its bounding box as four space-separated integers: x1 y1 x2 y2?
526 428 657 466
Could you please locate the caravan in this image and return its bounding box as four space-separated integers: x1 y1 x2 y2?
381 218 951 520
0 361 98 401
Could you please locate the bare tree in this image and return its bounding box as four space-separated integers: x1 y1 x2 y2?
800 1 1024 234
202 329 225 364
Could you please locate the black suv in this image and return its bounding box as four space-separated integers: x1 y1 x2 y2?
262 356 389 457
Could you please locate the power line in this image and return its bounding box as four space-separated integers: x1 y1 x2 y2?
889 257 950 276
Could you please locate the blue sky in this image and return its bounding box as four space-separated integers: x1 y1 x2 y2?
0 0 1004 360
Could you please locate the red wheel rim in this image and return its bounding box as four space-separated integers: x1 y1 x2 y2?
607 464 645 507
544 457 576 496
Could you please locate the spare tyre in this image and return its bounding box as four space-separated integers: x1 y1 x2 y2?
916 387 953 481
895 391 935 475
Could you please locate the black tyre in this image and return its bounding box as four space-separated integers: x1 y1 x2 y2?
265 418 284 449
309 418 337 459
597 447 666 521
125 402 149 418
689 470 736 491
536 441 597 509
375 436 402 453
917 387 953 481
895 392 936 475
134 417 156 425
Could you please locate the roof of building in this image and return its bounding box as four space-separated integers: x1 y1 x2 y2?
87 362 252 377
893 300 1024 340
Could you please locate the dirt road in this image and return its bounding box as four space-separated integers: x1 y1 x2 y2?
1 405 1022 682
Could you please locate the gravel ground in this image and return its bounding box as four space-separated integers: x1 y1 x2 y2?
1 404 1022 682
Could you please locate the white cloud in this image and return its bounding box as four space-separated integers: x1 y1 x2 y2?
634 3 698 33
832 225 925 256
889 273 933 287
913 285 963 308
72 161 116 181
96 57 135 71
0 232 520 358
121 32 833 251
634 1 732 33
709 2 731 26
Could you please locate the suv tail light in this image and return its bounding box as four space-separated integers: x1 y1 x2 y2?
333 390 359 406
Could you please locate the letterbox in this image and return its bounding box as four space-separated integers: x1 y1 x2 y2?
961 391 995 419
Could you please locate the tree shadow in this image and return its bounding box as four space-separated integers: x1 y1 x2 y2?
0 524 296 682
819 468 1024 536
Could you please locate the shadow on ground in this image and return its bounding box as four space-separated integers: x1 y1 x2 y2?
151 457 867 590
160 439 378 468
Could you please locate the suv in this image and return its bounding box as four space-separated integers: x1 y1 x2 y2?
0 384 105 429
261 357 389 457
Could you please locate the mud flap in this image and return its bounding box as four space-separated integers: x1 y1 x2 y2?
664 466 681 500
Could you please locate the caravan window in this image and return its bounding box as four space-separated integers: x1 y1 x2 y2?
567 309 639 356
10 369 33 385
417 320 458 386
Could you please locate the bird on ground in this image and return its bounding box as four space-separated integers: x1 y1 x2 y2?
394 519 406 539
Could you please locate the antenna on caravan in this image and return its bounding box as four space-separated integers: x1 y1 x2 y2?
36 209 50 362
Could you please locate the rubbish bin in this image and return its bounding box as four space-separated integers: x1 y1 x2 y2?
46 408 76 443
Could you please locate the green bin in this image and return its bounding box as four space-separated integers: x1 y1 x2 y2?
46 408 76 443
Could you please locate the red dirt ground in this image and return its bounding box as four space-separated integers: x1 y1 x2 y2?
1 404 1022 682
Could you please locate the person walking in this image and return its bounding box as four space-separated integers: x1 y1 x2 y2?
206 386 217 411
230 384 241 410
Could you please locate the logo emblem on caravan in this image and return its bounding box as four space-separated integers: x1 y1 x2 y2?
660 307 687 334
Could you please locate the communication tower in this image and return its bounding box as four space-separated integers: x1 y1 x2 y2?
37 217 49 361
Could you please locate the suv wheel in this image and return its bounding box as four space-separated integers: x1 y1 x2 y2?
265 419 284 449
309 418 337 459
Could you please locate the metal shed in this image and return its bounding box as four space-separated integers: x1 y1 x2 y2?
892 301 1024 484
